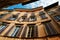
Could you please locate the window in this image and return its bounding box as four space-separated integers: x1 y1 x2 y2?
21 27 28 38
39 11 45 15
7 14 18 21
40 14 47 19
54 15 60 22
0 22 8 33
16 26 23 37
11 27 20 37
0 14 6 18
48 11 56 15
11 25 23 37
28 25 34 37
43 21 57 36
18 13 28 22
29 13 36 22
23 13 27 17
27 24 38 38
56 7 60 12
4 24 23 37
39 12 47 19
21 24 38 38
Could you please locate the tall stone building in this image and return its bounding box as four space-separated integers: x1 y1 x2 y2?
0 1 60 40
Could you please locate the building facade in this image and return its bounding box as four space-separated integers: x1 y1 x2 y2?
0 6 60 40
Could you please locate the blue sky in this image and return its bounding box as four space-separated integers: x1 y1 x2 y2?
3 0 58 9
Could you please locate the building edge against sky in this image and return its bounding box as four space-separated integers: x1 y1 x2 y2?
3 0 59 10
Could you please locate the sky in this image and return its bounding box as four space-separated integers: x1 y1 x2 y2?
59 0 60 5
3 0 58 9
